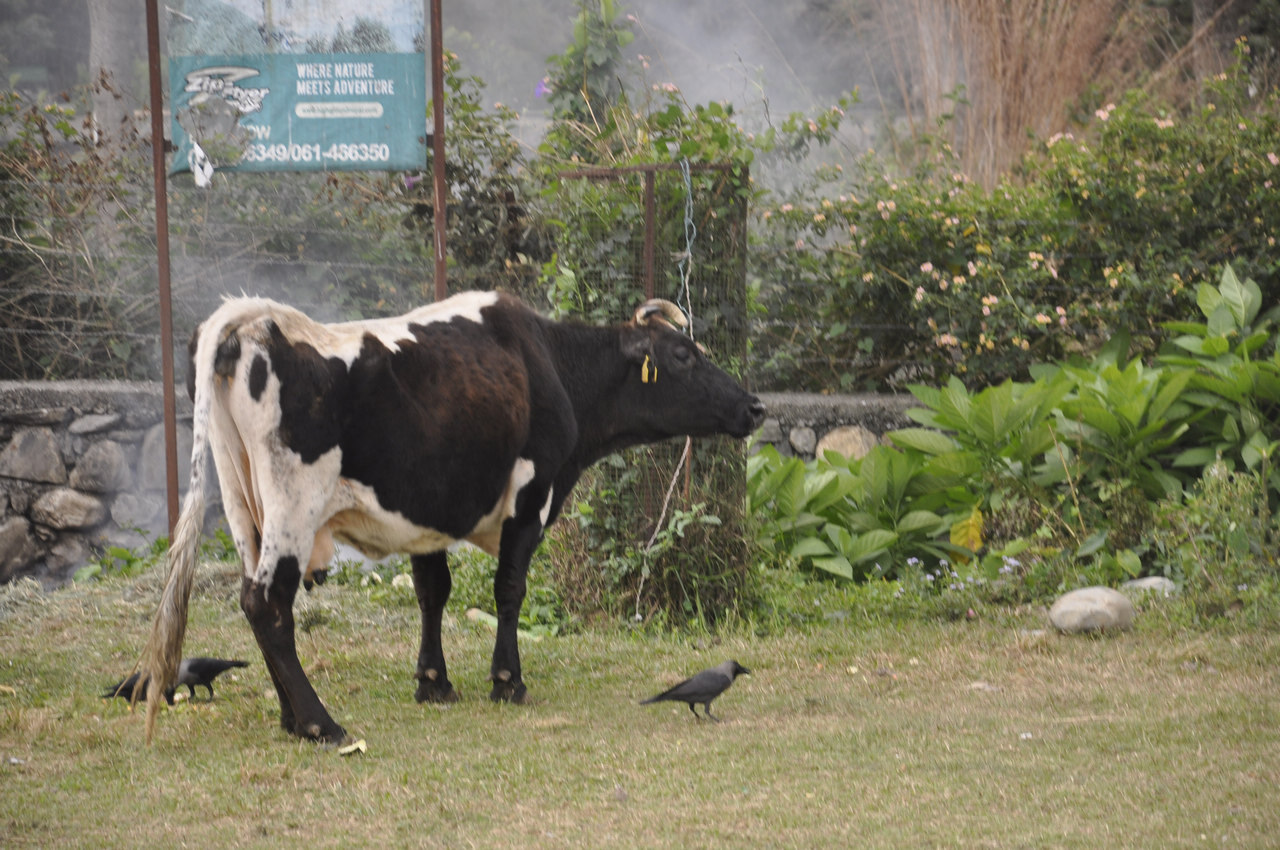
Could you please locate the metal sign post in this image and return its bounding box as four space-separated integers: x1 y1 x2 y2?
144 0 180 539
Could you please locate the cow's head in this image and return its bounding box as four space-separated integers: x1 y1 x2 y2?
619 299 766 439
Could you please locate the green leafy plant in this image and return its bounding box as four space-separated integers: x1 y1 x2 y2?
74 534 169 582
748 443 971 581
1159 265 1280 489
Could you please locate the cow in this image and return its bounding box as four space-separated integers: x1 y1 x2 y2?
134 290 765 744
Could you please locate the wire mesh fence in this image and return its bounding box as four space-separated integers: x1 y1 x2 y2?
543 163 753 621
0 151 758 620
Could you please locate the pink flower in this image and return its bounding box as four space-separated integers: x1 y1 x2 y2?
920 262 934 274
1268 152 1280 166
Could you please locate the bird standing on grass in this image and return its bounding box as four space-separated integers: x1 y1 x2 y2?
640 659 750 721
103 657 248 705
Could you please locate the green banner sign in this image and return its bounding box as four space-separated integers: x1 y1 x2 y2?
170 52 426 182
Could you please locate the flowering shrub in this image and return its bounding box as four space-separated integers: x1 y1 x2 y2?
751 49 1280 391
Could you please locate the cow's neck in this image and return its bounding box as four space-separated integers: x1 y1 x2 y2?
545 320 650 466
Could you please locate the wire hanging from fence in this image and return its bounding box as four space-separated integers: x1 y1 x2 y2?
639 158 700 617
675 157 697 343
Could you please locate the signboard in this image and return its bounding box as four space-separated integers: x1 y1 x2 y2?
170 52 426 181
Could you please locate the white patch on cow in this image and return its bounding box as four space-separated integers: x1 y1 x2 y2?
207 353 346 589
464 458 537 555
324 458 540 562
326 478 458 559
201 290 500 371
275 290 499 366
539 487 554 526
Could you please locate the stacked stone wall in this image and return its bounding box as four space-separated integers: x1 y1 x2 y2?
0 382 193 586
0 383 917 587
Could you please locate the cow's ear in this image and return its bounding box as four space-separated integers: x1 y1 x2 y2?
620 326 652 363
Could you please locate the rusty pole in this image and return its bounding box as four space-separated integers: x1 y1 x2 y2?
144 0 180 538
429 0 447 301
642 170 656 300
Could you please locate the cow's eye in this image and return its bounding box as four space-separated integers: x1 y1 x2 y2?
673 346 693 364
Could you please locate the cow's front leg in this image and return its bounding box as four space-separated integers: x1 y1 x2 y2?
486 514 542 706
240 556 348 743
411 552 458 703
489 519 543 703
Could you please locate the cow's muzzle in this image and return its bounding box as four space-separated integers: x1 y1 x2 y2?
733 396 767 438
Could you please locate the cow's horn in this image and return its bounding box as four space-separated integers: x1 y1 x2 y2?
633 299 688 329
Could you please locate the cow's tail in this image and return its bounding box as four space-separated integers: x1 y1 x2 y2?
134 321 219 744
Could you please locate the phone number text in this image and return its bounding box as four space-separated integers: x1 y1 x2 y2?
242 142 392 164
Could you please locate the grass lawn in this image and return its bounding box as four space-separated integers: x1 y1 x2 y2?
2 561 1278 848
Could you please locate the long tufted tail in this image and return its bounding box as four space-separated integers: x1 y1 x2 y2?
133 321 218 744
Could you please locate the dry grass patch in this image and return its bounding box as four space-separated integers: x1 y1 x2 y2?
2 569 1278 848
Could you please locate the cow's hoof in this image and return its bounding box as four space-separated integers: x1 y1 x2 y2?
297 720 348 744
489 680 528 704
415 678 459 704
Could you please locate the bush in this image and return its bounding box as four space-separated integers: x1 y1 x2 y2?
0 90 159 379
750 49 1280 391
751 265 1280 612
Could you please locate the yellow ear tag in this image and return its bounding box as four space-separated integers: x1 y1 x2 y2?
641 354 656 384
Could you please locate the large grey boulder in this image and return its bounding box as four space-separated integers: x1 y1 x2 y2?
1048 586 1135 634
0 428 66 484
138 422 192 492
31 488 107 530
815 424 880 460
0 517 41 581
788 425 817 456
69 440 133 493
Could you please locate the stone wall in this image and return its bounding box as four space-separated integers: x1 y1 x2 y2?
0 381 194 587
0 382 918 587
753 391 916 459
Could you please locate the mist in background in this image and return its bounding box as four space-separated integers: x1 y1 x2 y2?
0 0 878 170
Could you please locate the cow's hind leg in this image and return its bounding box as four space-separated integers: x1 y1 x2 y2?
240 556 348 743
411 552 458 703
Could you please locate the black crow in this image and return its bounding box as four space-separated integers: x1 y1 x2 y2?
640 659 750 721
103 657 248 705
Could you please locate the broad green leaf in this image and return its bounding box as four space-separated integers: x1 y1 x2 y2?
1207 304 1236 338
846 529 898 563
897 510 945 534
1171 446 1218 467
1169 335 1206 355
1116 549 1143 578
790 537 832 560
1148 369 1193 424
812 555 854 579
1201 336 1230 357
1218 264 1261 328
889 427 958 455
845 510 885 533
1076 530 1109 558
923 451 983 479
1196 281 1222 321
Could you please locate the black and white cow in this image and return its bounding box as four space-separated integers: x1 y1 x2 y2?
135 290 765 743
